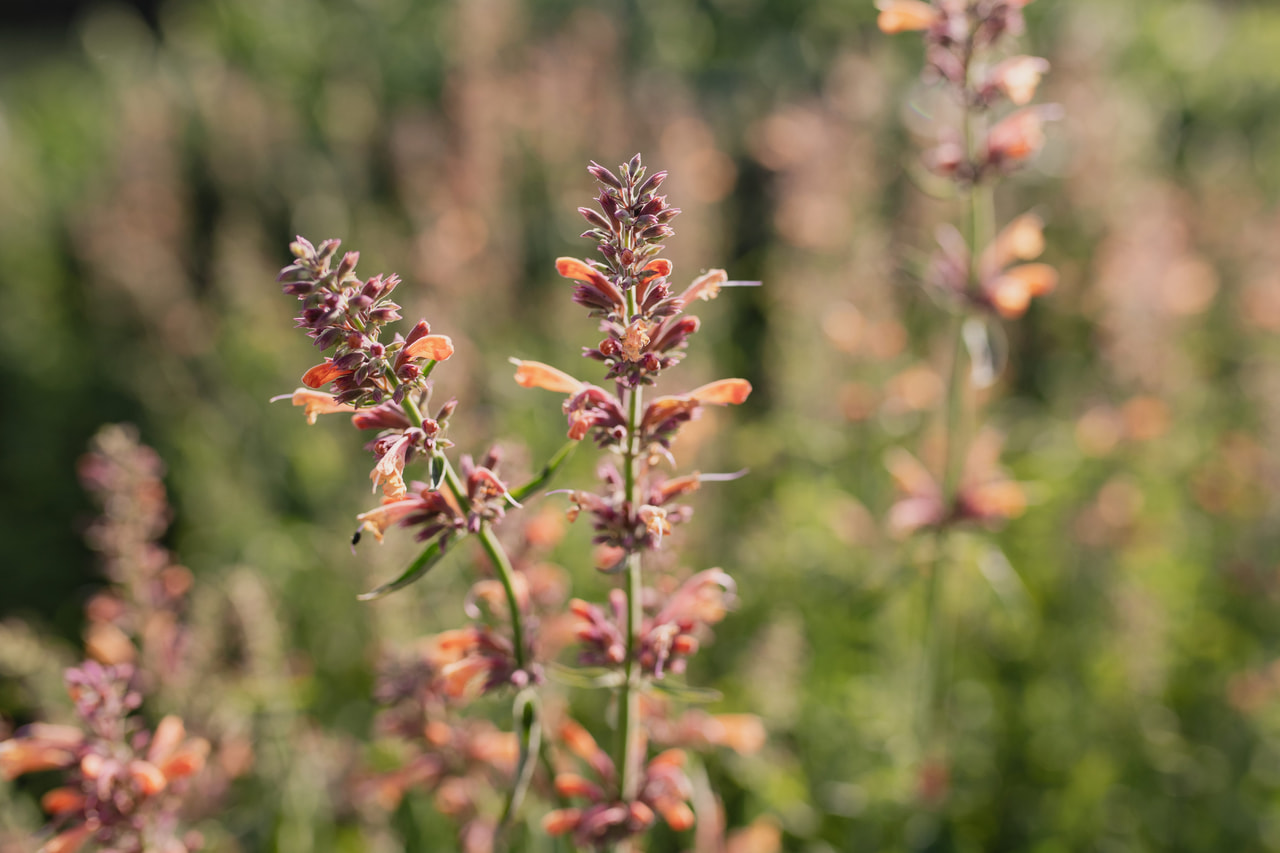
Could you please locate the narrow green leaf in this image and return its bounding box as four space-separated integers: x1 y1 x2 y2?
548 663 625 690
646 679 723 704
357 538 451 601
511 441 577 503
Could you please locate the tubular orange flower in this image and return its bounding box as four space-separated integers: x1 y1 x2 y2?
301 360 352 389
402 334 455 362
510 359 586 395
679 268 728 307
985 105 1061 166
555 257 609 286
876 0 939 34
355 498 421 543
40 787 86 815
273 388 356 425
987 263 1058 318
990 55 1050 106
542 809 582 836
981 212 1046 275
689 378 753 406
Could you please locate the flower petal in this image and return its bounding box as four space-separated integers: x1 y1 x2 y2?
403 334 454 362
689 378 752 406
302 361 352 389
876 0 940 33
511 359 585 394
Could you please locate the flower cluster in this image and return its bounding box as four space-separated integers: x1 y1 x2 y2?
512 155 756 846
877 0 1057 805
274 155 757 851
880 0 1059 320
0 663 207 853
542 722 695 848
278 237 454 407
570 569 736 678
879 0 1054 538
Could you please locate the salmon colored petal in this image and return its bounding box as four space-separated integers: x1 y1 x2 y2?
302 361 352 389
689 378 752 406
642 258 673 277
542 809 582 836
403 334 455 362
287 389 356 425
511 359 585 394
147 716 186 764
40 787 85 815
680 269 727 307
876 0 939 33
658 800 696 832
555 257 606 284
967 480 1027 520
160 738 210 780
991 55 1050 106
990 264 1056 318
355 498 420 543
981 212 1045 275
129 759 168 796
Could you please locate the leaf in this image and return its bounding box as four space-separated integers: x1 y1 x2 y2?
646 679 723 704
357 538 452 601
511 441 577 503
429 453 445 490
498 688 542 833
547 663 625 690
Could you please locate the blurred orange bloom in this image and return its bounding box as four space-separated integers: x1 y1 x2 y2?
876 0 939 33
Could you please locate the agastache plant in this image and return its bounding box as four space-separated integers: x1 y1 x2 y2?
0 663 209 853
513 154 754 849
878 0 1058 801
273 154 755 850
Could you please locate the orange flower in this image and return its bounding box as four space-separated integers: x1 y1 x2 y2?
402 334 454 362
355 497 421 543
273 388 356 425
876 0 939 33
977 213 1057 318
555 257 610 287
679 269 728 307
301 359 352 389
989 55 1050 106
985 105 1061 166
510 359 585 395
987 263 1057 318
690 378 753 406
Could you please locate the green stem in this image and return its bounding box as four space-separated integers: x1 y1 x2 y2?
616 285 645 804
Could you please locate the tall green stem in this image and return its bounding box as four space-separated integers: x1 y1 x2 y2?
616 284 645 804
918 43 996 767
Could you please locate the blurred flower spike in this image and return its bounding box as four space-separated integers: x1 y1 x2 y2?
1 662 207 853
543 722 696 849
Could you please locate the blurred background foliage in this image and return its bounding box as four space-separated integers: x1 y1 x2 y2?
5 0 1280 850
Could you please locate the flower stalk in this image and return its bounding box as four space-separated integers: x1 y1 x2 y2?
879 0 1059 799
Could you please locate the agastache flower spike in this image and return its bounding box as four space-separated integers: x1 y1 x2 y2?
512 155 756 843
879 0 1056 802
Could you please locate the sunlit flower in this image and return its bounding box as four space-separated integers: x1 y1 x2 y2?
987 55 1050 105
876 0 940 34
271 388 357 425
